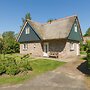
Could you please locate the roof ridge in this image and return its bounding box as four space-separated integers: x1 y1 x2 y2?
26 15 77 25
26 19 43 25
44 15 77 25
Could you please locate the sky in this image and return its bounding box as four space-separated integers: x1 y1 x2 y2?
0 0 90 35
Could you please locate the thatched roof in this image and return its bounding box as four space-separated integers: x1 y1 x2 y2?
17 15 79 41
27 15 77 40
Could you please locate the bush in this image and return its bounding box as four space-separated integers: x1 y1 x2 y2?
21 54 30 59
3 57 16 66
86 41 90 69
6 64 19 75
19 58 32 72
87 49 90 69
0 55 32 75
0 64 6 75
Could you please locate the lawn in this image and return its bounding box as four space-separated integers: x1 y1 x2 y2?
0 54 65 85
85 76 90 89
80 51 87 55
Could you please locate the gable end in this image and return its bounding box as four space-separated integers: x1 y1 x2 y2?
18 22 41 43
68 17 82 41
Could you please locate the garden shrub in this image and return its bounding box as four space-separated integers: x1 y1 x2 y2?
0 55 32 75
86 40 90 69
4 56 19 75
21 54 30 59
5 57 16 67
87 48 90 69
19 58 32 72
6 64 19 75
0 64 6 75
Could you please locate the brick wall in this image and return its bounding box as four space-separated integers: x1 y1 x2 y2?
64 41 80 58
20 39 80 58
47 39 80 58
20 42 43 57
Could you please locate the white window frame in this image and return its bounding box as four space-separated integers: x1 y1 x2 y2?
74 24 77 32
70 42 74 51
23 43 28 50
25 27 30 34
43 43 49 57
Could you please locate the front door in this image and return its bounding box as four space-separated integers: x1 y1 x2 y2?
43 43 49 57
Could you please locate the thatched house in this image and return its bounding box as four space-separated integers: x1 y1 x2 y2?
17 15 83 58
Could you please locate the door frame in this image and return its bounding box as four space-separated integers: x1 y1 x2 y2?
43 42 49 57
76 43 80 55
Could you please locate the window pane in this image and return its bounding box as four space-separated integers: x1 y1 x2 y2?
74 24 77 32
26 27 30 34
23 44 28 49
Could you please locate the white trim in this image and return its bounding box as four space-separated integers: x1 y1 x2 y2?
17 21 27 41
43 43 49 57
76 43 79 55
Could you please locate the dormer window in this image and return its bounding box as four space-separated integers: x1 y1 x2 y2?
74 24 77 32
25 27 30 34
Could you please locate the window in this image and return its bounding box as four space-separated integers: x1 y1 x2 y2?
74 24 77 32
25 27 30 34
70 42 74 51
23 44 28 50
34 44 36 48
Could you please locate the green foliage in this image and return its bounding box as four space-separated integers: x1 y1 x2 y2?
0 54 32 75
86 40 90 69
0 64 6 75
0 56 65 85
86 40 90 48
47 19 57 23
22 13 31 23
21 54 30 59
25 13 31 20
19 54 32 72
84 27 90 36
6 65 19 75
1 31 19 54
80 41 87 55
0 38 3 54
19 60 32 72
47 19 54 23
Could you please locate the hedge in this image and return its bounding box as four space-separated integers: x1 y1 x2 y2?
0 54 32 75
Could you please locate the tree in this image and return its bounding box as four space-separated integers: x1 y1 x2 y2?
47 19 57 23
22 13 31 23
47 19 54 23
2 31 19 54
0 38 3 54
84 28 90 36
25 13 31 20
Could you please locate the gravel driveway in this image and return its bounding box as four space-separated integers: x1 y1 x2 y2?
0 57 87 90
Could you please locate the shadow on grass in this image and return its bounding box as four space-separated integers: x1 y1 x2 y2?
82 57 87 60
77 61 90 76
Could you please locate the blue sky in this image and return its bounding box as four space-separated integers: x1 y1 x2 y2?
0 0 90 34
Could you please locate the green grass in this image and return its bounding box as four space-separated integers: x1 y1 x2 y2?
85 76 90 89
80 51 87 55
0 54 65 85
